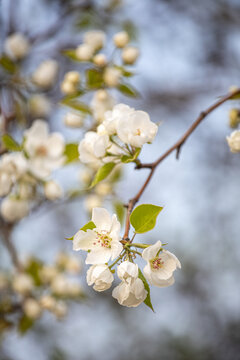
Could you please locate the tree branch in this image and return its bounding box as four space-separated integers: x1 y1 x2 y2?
1 222 22 272
123 88 240 240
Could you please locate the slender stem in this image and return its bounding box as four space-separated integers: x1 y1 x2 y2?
123 88 240 240
1 223 22 271
130 243 150 249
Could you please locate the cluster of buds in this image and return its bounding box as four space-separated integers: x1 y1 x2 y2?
71 207 181 308
0 120 65 223
0 252 83 332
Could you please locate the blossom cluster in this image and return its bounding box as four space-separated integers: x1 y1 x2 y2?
0 120 65 222
72 207 181 308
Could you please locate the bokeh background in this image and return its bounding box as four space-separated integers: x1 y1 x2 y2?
1 0 240 359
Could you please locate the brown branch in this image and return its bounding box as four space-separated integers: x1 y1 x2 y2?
122 88 240 240
1 223 23 272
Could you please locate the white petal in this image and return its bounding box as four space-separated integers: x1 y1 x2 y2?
142 241 162 261
92 207 112 232
47 133 65 158
85 248 111 264
73 229 97 251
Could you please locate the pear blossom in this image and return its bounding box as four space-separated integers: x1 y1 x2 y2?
116 109 158 147
76 44 94 61
83 30 105 51
61 80 77 95
28 94 52 118
32 60 58 88
64 71 80 84
78 131 109 166
112 262 147 307
12 273 34 295
103 67 121 87
87 264 114 292
4 32 30 60
40 295 57 311
226 130 240 153
113 31 129 48
23 299 42 319
24 120 65 179
142 241 181 287
44 180 63 201
73 207 122 264
103 104 134 135
93 53 107 67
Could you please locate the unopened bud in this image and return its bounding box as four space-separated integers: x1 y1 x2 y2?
113 31 129 48
93 53 107 67
122 46 139 65
23 298 42 319
103 67 121 87
229 108 240 129
76 44 94 61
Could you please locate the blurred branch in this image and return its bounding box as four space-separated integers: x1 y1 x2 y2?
1 221 23 271
122 88 240 240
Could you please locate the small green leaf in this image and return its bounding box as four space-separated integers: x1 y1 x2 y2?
90 162 116 188
0 55 17 73
66 221 96 241
61 90 85 103
64 143 79 164
25 258 43 287
121 148 141 163
114 65 134 77
1 134 21 151
18 315 34 335
117 83 139 98
86 69 104 89
130 204 163 233
138 268 154 312
80 221 96 232
61 99 91 114
61 49 79 61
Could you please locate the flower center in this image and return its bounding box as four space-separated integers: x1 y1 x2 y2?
151 257 164 270
135 128 141 136
93 230 112 248
36 145 47 157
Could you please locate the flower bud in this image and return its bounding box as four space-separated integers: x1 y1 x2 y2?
32 60 58 89
84 194 102 212
87 265 114 292
4 33 30 60
122 46 139 65
103 67 121 87
95 182 112 196
64 71 80 84
28 95 51 118
76 44 94 61
40 295 56 311
44 181 63 201
65 256 82 274
93 53 107 67
83 30 105 51
61 80 77 95
1 197 29 223
113 31 129 48
40 265 58 283
227 130 240 153
64 112 84 128
23 298 42 319
54 301 67 319
51 275 69 296
229 108 240 129
12 274 34 295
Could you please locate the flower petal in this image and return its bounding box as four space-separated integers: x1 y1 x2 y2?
92 207 112 232
142 240 162 261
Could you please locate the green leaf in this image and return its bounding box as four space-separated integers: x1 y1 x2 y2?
18 315 34 335
0 55 17 73
85 69 104 89
90 162 116 188
61 99 91 114
66 221 96 240
130 204 163 233
114 65 134 77
61 49 79 61
138 268 154 312
113 200 125 226
121 148 141 163
1 134 21 151
25 258 43 287
61 90 85 103
117 83 139 98
80 221 96 232
64 143 79 164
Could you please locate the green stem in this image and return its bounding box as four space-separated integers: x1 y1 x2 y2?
108 252 125 269
130 243 150 249
130 249 142 256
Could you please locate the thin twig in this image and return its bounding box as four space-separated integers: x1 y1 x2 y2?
123 88 240 240
1 222 22 271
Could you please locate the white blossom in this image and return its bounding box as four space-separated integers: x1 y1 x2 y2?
61 80 77 95
93 53 107 67
44 180 63 201
4 32 30 60
142 241 181 287
51 274 69 296
28 94 51 118
116 108 158 147
113 31 129 48
24 120 65 179
103 104 134 135
112 262 147 308
12 273 34 295
32 60 58 88
227 130 240 153
1 197 30 222
87 264 114 292
78 131 109 166
39 265 58 283
122 46 139 64
40 295 57 311
73 207 122 264
83 30 105 51
64 71 80 84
